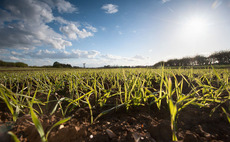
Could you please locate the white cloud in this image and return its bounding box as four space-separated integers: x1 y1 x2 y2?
45 38 72 50
11 51 22 56
101 54 123 60
3 49 152 67
0 0 92 50
72 50 100 58
18 49 100 59
60 23 93 40
101 4 118 14
56 18 94 40
100 27 106 31
162 0 171 3
133 55 146 60
0 49 10 54
9 56 20 61
4 0 54 23
55 0 77 13
85 24 98 33
89 54 152 67
43 0 77 13
55 16 71 25
100 54 146 61
0 0 66 49
9 50 146 64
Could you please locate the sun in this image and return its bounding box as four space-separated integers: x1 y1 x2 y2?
183 16 208 35
188 17 206 31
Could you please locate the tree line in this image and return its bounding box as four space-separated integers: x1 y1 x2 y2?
0 60 79 68
0 60 28 67
1 51 229 68
53 61 72 68
153 51 230 68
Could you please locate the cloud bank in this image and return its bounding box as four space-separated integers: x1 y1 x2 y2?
0 0 95 50
1 48 150 67
9 49 100 59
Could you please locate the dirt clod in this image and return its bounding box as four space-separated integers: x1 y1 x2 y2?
183 131 198 142
106 129 117 139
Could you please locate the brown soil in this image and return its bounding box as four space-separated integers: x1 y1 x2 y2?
1 99 230 142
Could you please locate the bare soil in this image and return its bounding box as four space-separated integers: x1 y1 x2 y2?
1 97 230 142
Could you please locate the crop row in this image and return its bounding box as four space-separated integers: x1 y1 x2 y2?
0 68 229 141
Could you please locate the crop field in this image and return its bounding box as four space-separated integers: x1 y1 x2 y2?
0 68 230 142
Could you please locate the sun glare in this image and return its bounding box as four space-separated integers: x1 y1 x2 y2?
183 16 208 35
188 17 206 31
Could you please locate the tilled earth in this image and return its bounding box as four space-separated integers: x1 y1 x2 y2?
1 99 230 142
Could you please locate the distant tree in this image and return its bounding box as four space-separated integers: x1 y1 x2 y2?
210 51 230 64
53 61 62 68
0 60 6 66
104 65 111 68
15 62 28 67
152 50 230 68
0 60 28 67
153 61 165 68
53 61 72 68
166 59 178 66
65 64 71 68
180 57 191 66
193 55 207 65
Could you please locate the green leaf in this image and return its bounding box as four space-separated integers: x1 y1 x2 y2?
169 100 177 121
8 131 20 142
30 105 46 142
94 103 126 122
0 87 14 119
85 95 93 124
222 107 230 123
45 117 71 139
178 98 197 112
50 97 66 115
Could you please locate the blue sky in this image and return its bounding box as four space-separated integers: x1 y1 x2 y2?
0 0 230 67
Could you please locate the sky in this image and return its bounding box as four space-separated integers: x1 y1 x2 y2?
0 0 230 67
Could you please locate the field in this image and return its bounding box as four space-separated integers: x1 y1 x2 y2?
0 68 230 142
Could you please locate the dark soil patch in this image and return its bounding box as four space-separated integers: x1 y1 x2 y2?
0 101 230 142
